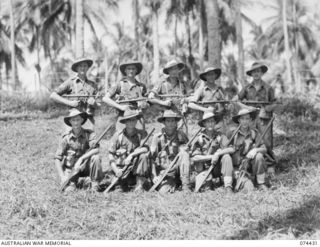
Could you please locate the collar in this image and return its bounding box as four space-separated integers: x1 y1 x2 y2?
201 129 219 140
123 128 138 138
75 75 87 84
238 128 252 137
161 128 178 140
247 80 267 90
69 128 85 138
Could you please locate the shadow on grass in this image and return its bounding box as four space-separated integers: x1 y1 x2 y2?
227 195 320 239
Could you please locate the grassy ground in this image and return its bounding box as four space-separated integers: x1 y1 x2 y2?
0 113 320 240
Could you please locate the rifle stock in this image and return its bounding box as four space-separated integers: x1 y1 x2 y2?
60 123 114 192
103 128 155 194
149 128 202 192
117 98 148 104
234 116 275 192
194 124 241 192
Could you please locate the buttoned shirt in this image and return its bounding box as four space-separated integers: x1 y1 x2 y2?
238 80 275 102
109 128 147 158
55 75 98 112
150 128 188 169
55 128 97 162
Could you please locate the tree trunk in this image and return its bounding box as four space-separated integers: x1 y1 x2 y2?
133 0 140 60
234 0 245 86
282 0 293 92
174 17 178 57
185 12 195 79
152 7 160 84
9 0 16 90
198 0 204 71
205 0 220 67
292 0 299 93
76 0 84 57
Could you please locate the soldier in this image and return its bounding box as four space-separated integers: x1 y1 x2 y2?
230 108 268 191
54 109 104 192
102 60 147 130
50 58 99 126
102 60 147 113
191 112 234 193
188 66 225 114
239 62 276 149
148 59 188 112
108 109 150 192
150 110 191 193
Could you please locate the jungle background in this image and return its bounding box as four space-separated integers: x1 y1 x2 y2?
1 0 320 240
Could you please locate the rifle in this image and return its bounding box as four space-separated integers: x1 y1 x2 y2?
198 100 232 105
149 128 202 192
62 94 100 98
234 115 275 192
240 101 281 105
117 97 149 104
60 123 114 192
198 100 281 105
194 124 241 192
159 94 188 98
104 128 155 194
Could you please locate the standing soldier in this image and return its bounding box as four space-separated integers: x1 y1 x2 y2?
150 110 191 193
54 109 104 192
102 60 147 130
238 62 276 149
230 108 268 191
191 112 234 193
50 58 99 126
108 109 150 192
188 66 225 115
148 59 188 112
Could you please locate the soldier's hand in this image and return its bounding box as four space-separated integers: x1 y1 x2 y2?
164 99 172 107
124 155 133 166
138 101 148 110
246 148 258 159
152 176 160 184
115 168 123 178
69 100 79 108
206 106 215 113
211 153 220 164
120 104 130 112
87 97 96 105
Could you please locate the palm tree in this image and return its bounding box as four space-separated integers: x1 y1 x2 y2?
133 0 140 60
205 0 220 67
9 0 16 90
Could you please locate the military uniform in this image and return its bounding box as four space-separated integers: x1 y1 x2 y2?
191 129 233 190
108 128 150 190
54 128 103 187
229 127 267 186
150 128 190 193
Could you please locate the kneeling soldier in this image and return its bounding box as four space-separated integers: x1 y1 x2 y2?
54 109 104 192
108 109 150 192
230 108 268 191
191 112 234 193
150 110 191 193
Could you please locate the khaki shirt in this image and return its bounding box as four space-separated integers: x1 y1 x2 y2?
238 80 275 102
228 127 265 166
152 77 187 96
150 129 188 169
55 128 97 167
191 130 229 157
55 76 98 112
109 128 147 167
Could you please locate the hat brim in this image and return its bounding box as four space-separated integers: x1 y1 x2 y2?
163 63 185 75
71 59 93 72
198 115 221 127
157 116 182 123
119 113 142 124
246 65 268 76
199 69 221 81
232 110 258 124
120 62 143 76
64 112 88 126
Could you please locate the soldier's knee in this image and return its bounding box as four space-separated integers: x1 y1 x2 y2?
221 154 232 163
91 154 101 163
255 153 264 161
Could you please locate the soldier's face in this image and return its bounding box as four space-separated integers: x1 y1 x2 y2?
205 71 218 82
204 117 216 131
251 68 263 80
76 62 89 75
239 114 252 129
168 66 180 77
125 118 138 130
125 65 138 78
70 115 83 130
164 118 177 133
